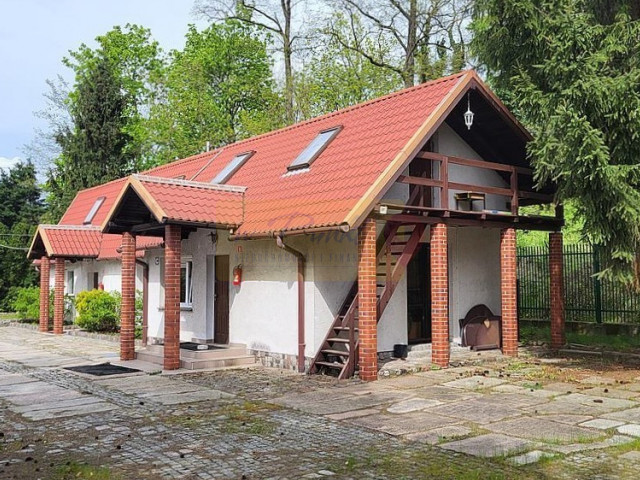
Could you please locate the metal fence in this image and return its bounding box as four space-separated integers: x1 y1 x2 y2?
517 244 640 324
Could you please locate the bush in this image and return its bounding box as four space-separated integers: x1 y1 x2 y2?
12 286 40 322
75 290 120 332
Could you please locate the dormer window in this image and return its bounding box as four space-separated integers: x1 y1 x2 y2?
83 197 106 225
211 151 255 184
287 126 342 171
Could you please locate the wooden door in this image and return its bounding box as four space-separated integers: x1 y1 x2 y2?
214 255 230 344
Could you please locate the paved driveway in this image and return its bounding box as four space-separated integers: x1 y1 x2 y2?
1 323 640 479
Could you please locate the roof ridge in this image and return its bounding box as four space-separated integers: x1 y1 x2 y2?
41 224 102 231
147 71 471 179
134 174 247 193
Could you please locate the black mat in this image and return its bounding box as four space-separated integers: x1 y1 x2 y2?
64 363 142 376
180 342 224 351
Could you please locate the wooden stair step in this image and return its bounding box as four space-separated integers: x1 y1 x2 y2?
322 349 349 356
333 326 358 332
315 361 344 369
327 337 350 343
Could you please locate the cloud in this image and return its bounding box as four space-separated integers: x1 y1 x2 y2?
0 156 22 171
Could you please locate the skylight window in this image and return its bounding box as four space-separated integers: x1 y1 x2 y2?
83 197 106 225
288 126 342 171
211 151 254 184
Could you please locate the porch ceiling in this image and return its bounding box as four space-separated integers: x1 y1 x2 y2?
101 175 246 236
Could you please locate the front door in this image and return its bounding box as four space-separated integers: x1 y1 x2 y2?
214 255 230 344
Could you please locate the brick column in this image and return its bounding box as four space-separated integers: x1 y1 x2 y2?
500 228 518 356
164 225 181 370
120 232 136 361
550 232 565 350
53 257 65 335
431 223 450 367
358 217 378 381
39 256 50 332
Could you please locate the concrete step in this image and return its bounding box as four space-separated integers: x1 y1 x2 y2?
406 349 430 360
136 349 163 365
180 355 256 370
180 346 248 360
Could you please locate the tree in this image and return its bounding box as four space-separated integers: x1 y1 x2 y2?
62 24 165 167
327 0 472 88
0 162 44 309
47 55 134 221
472 0 640 282
296 14 402 119
193 0 310 124
148 22 280 162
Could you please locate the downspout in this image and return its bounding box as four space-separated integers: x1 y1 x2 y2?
276 235 306 373
136 259 149 346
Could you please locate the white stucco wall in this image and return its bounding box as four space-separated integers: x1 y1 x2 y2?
448 227 502 343
435 123 509 211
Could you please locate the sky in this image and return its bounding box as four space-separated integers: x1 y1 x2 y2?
0 0 206 170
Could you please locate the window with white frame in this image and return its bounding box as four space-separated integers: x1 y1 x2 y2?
67 271 75 295
180 259 193 307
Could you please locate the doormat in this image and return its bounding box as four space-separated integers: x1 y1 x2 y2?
64 363 142 376
180 342 224 351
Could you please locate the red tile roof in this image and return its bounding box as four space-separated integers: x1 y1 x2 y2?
56 71 519 241
29 225 102 259
28 225 162 260
126 175 245 227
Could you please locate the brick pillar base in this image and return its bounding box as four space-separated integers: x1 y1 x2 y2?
53 258 65 335
501 228 518 356
164 225 181 370
358 217 378 381
550 232 565 349
431 223 450 368
120 232 136 361
39 256 50 332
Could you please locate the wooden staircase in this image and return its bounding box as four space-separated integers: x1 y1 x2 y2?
310 221 427 379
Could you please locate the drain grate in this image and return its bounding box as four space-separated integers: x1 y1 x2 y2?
64 363 142 376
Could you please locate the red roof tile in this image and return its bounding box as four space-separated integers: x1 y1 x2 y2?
29 225 102 259
129 176 245 227
57 71 512 240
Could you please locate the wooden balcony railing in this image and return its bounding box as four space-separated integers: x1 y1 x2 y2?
396 151 554 216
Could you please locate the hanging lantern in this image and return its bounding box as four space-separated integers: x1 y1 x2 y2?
464 91 474 130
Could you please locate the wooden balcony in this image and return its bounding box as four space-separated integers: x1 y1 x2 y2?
374 152 562 231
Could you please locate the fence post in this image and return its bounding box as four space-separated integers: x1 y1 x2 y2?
592 246 603 324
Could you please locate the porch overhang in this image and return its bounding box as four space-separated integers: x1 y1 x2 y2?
27 225 102 260
101 175 246 237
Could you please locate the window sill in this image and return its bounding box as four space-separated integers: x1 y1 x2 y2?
157 306 194 312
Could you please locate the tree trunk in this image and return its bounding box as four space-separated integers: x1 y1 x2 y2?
403 0 418 87
282 0 294 123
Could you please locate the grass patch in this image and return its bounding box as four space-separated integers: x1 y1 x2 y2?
566 331 640 352
329 446 536 480
217 400 280 435
53 462 116 480
521 381 543 390
604 437 640 455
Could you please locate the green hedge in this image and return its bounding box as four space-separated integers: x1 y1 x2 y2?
12 287 74 324
75 290 120 332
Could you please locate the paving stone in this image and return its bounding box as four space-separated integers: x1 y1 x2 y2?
580 387 640 400
144 389 233 405
496 383 559 398
12 396 105 413
507 450 555 465
424 397 523 425
275 391 405 415
411 385 480 403
546 435 635 454
579 418 625 430
540 382 584 394
485 416 603 443
405 425 472 445
324 408 381 421
0 374 37 386
603 406 640 423
349 411 459 436
539 414 594 425
579 376 617 386
560 393 637 410
617 424 640 437
619 450 640 461
387 398 441 413
22 401 119 421
439 433 532 458
443 376 506 390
